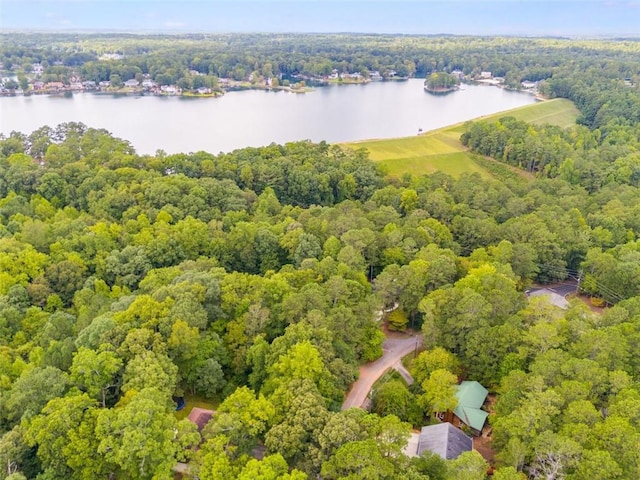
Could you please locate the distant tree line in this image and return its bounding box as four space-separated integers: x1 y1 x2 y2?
2 33 639 89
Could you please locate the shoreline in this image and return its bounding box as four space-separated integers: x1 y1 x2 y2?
424 85 459 94
344 96 549 146
0 84 316 99
1 77 538 102
0 76 422 100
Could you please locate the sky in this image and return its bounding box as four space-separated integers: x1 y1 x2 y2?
1 0 639 37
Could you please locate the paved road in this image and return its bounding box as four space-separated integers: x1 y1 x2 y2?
526 280 578 309
342 333 423 410
548 281 578 297
527 280 578 297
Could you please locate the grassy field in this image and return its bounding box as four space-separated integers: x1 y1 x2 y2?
344 98 578 179
175 394 217 421
468 98 579 130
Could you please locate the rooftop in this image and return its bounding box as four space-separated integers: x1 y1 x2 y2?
187 407 215 431
417 423 473 460
453 381 488 431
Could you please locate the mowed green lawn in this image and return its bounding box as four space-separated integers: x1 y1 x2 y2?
174 394 217 421
344 98 578 179
470 98 579 130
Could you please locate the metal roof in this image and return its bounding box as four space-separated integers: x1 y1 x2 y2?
453 381 488 431
417 423 473 460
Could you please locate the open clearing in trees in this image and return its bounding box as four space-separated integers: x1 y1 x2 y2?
345 98 579 179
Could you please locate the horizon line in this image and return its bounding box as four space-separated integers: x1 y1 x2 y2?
2 29 639 40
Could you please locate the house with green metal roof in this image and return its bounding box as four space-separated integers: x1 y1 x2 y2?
447 381 488 435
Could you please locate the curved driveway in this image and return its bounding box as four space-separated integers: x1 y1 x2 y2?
342 333 423 410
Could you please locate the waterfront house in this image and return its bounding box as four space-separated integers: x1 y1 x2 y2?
160 85 180 94
46 82 65 91
124 79 139 88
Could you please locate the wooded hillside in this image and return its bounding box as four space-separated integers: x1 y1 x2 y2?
1 33 640 480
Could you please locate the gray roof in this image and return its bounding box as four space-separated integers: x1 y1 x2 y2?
417 423 473 460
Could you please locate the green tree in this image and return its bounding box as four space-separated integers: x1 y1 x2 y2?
293 233 322 266
387 308 408 331
237 454 307 480
265 380 330 473
109 74 122 87
190 357 225 397
70 347 122 407
410 347 461 385
317 409 368 462
44 259 87 305
410 450 448 480
320 440 394 480
121 350 178 395
203 386 274 455
447 451 488 480
0 426 35 480
567 449 623 480
5 366 69 423
372 379 422 425
492 466 526 480
418 369 458 416
196 434 238 480
25 394 106 479
264 340 340 403
96 388 199 479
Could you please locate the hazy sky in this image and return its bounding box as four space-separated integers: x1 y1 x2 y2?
1 1 639 36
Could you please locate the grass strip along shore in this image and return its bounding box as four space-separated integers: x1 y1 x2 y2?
344 98 578 180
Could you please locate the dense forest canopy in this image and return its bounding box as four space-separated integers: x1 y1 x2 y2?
1 33 640 480
2 32 640 87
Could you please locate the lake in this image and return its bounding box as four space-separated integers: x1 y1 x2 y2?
0 80 537 155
